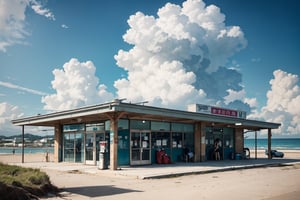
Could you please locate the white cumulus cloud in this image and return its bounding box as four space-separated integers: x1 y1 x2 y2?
249 70 300 135
42 58 114 111
0 102 24 136
224 89 257 110
61 24 69 29
114 0 247 110
0 102 51 136
30 0 55 20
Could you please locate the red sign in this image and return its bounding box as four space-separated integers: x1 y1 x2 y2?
211 107 237 117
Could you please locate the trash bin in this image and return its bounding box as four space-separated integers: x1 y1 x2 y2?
98 141 108 170
156 149 165 164
235 153 241 160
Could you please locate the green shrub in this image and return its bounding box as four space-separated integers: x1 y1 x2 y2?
0 162 58 199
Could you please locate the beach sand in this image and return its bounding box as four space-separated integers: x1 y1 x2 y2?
1 150 300 200
0 152 54 163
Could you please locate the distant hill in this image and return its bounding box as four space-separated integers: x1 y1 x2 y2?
0 133 53 141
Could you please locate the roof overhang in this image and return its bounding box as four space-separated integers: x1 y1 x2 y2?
11 100 281 130
11 102 114 126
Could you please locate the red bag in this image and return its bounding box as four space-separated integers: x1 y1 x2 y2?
156 150 165 164
163 154 171 164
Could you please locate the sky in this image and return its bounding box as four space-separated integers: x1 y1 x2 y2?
0 0 299 137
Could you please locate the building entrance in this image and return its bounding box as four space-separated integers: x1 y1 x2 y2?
85 132 105 165
206 127 235 160
130 131 151 165
63 132 84 163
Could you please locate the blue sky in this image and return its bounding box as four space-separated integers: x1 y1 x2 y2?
0 0 299 137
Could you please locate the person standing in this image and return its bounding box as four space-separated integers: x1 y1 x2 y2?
214 139 220 160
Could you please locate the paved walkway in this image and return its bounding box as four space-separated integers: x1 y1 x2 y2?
12 158 300 179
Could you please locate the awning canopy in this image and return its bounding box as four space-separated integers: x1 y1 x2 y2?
12 100 281 131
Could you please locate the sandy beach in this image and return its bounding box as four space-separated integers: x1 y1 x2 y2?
0 152 54 163
1 150 300 200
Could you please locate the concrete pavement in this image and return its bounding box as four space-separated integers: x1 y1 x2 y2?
12 158 300 179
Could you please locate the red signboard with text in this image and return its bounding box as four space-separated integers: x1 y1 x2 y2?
211 107 237 117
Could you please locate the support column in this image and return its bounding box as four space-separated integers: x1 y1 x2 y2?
235 128 244 154
200 122 206 162
255 131 257 159
54 124 62 163
110 117 118 170
194 122 201 162
105 112 125 170
22 125 24 163
268 129 272 159
194 122 206 162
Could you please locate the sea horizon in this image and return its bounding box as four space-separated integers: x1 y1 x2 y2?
244 138 300 150
0 147 54 154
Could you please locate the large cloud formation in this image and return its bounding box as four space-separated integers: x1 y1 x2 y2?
42 58 113 111
114 0 248 110
249 70 300 135
0 102 54 136
0 102 24 135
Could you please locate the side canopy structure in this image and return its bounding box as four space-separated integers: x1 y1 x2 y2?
12 99 280 168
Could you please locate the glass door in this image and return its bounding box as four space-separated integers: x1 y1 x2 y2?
75 133 84 163
85 132 106 165
63 132 84 163
63 133 74 162
85 133 95 165
130 131 151 165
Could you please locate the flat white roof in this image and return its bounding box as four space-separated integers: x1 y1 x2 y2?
12 100 280 130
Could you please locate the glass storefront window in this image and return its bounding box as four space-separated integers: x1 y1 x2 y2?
63 132 84 163
172 123 184 132
130 120 150 130
172 132 183 148
75 133 84 162
151 132 170 149
118 119 129 130
86 123 104 131
85 133 94 161
63 124 84 132
183 124 194 132
205 127 234 160
63 133 74 162
184 132 194 149
171 123 194 132
223 128 234 148
151 121 170 131
62 122 107 164
105 120 110 131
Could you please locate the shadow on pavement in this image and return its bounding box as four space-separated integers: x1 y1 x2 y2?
62 185 142 198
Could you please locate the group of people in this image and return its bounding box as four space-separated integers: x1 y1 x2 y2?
184 140 221 161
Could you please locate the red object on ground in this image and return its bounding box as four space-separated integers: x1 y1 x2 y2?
163 154 171 164
156 150 165 164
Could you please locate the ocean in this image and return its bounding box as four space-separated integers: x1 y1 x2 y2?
244 138 300 150
0 138 299 154
0 147 54 154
